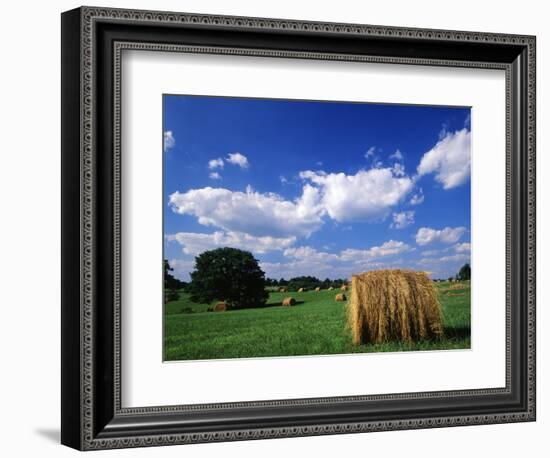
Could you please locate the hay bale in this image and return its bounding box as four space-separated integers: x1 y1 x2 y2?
213 301 227 312
341 285 348 291
297 287 305 292
335 293 347 302
328 286 334 290
315 287 321 291
279 287 286 293
282 297 296 307
349 269 443 345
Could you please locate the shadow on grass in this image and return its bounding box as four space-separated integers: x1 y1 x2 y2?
261 300 306 308
444 326 471 340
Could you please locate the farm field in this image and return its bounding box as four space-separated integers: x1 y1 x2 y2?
164 281 470 361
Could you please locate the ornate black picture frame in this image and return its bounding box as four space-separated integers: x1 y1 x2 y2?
61 6 536 450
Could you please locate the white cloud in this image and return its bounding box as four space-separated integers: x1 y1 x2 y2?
208 158 224 170
209 172 222 180
167 258 195 281
415 226 466 246
418 253 470 265
299 168 414 223
340 240 412 262
164 131 175 152
365 146 377 158
167 231 296 256
262 240 412 280
392 163 406 177
226 152 249 169
389 149 403 161
390 210 415 229
417 128 471 189
410 190 425 205
169 185 324 238
421 249 444 257
454 242 471 253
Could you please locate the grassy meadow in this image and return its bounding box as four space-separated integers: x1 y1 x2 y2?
164 281 470 361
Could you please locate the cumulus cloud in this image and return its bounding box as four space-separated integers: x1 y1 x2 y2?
169 185 324 238
339 240 412 262
299 168 414 223
209 172 222 180
208 158 224 170
167 258 195 281
417 128 471 189
390 210 415 229
418 253 470 265
415 226 466 246
167 231 296 256
226 152 249 169
365 146 377 158
389 149 403 161
454 242 471 253
164 131 175 152
262 240 412 280
392 163 406 177
283 240 411 263
410 190 425 205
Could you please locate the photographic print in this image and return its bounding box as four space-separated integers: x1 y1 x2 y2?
163 95 471 361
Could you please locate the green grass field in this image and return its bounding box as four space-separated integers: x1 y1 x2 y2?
164 281 470 361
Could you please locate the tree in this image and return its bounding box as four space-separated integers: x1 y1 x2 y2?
164 259 186 303
287 276 322 291
187 247 268 309
457 263 471 281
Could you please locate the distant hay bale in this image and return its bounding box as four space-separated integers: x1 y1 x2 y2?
315 287 321 291
279 287 286 293
349 269 443 345
328 286 334 290
341 285 348 291
449 283 464 290
282 297 296 307
335 293 347 302
297 287 305 292
213 301 227 312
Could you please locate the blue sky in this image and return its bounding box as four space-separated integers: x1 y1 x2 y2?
163 95 471 281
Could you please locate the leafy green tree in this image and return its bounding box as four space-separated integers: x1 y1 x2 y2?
287 276 322 291
164 260 186 303
188 247 268 309
457 263 471 281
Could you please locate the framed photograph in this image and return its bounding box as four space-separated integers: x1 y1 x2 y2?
61 6 536 450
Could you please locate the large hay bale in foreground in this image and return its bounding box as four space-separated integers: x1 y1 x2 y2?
213 301 227 312
282 297 296 307
335 293 347 302
349 270 443 345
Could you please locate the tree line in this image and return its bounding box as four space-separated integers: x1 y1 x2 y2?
164 247 471 309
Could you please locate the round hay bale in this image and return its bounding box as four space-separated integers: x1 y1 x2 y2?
349 269 443 345
341 285 348 291
315 287 321 292
279 287 286 293
297 287 305 292
282 297 296 307
335 293 347 302
328 286 334 291
213 301 227 312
